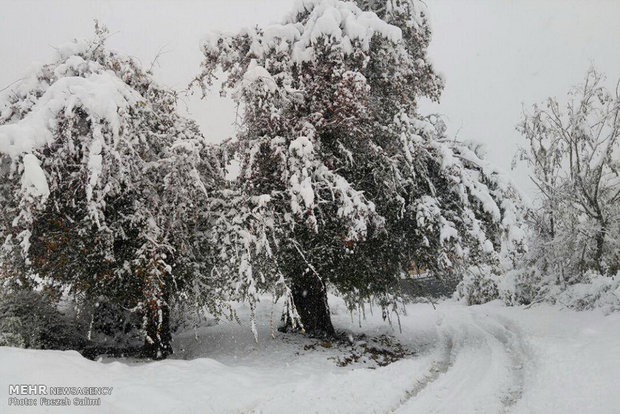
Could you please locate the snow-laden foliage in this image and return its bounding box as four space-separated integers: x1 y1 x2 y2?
0 25 225 358
194 0 526 332
477 69 620 311
478 266 620 315
550 271 620 314
461 69 620 310
516 68 620 280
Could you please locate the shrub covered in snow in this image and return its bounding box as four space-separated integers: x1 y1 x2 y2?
0 289 83 350
552 272 620 313
506 269 620 313
456 264 620 314
455 266 500 306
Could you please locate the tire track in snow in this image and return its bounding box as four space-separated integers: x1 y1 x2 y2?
392 310 529 414
390 335 455 412
389 315 457 413
473 314 528 410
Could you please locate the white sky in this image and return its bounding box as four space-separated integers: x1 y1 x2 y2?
1 0 620 196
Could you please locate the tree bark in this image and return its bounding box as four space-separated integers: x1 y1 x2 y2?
142 301 172 360
595 221 607 274
290 274 335 337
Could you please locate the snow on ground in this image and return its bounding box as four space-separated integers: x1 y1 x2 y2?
1 296 620 413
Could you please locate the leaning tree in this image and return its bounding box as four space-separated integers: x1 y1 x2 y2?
0 25 226 358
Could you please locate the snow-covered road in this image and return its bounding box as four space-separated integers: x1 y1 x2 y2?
393 310 529 413
2 300 619 413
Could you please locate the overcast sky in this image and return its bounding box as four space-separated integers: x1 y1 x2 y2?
1 0 620 196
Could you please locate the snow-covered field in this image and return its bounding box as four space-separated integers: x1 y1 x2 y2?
2 297 619 414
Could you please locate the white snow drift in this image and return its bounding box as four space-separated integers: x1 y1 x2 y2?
2 298 619 414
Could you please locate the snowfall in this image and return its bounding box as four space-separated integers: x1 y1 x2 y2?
1 295 619 414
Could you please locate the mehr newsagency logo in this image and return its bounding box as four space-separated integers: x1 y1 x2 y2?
8 384 113 407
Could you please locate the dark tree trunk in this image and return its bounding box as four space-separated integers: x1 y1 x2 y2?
595 221 607 273
142 301 172 360
290 274 335 337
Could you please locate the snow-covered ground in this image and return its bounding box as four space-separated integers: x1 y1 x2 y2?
2 297 619 413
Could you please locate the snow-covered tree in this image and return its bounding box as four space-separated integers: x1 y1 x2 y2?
195 0 526 333
0 25 225 359
516 68 620 283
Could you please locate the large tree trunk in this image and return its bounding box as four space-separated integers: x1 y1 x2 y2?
142 301 172 360
290 274 335 337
